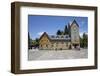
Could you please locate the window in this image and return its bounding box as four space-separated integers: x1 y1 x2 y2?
46 40 48 42
56 43 58 47
56 42 58 44
41 45 42 47
51 35 55 38
46 44 48 48
66 36 68 38
52 44 53 47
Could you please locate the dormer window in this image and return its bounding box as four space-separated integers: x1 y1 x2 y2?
61 36 64 38
66 36 68 38
56 36 59 38
51 35 55 38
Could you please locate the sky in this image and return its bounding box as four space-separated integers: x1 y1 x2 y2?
28 15 88 40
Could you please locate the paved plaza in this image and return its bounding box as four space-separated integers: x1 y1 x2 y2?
28 48 88 60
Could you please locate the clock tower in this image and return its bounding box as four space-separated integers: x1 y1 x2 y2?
70 20 80 49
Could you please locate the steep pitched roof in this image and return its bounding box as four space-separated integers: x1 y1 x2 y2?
39 32 71 41
70 19 79 27
39 32 50 41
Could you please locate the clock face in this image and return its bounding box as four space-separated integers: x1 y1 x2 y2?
73 27 76 31
73 25 77 30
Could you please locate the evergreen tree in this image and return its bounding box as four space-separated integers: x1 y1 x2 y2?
82 33 88 48
64 25 69 35
80 36 83 48
36 38 39 43
35 38 39 46
56 30 62 35
28 32 31 49
61 30 64 35
32 38 39 48
68 23 71 37
80 33 88 48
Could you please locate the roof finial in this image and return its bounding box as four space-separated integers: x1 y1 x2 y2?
73 17 76 22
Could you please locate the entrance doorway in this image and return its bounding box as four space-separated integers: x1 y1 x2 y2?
73 44 79 49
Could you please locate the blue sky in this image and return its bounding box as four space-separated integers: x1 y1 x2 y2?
28 15 88 40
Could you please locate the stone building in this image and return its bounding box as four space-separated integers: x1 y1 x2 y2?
39 20 80 50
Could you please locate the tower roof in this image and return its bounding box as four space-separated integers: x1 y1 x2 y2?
70 19 79 27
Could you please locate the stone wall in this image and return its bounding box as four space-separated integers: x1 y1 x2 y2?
39 40 71 50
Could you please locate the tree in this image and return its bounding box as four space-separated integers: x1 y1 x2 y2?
80 36 83 48
36 38 39 43
61 30 64 35
32 38 39 48
56 30 62 35
68 23 71 37
80 33 88 48
64 25 69 35
35 38 39 46
28 32 32 49
28 32 30 43
82 33 88 48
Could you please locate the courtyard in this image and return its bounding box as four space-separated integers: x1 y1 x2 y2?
28 48 88 60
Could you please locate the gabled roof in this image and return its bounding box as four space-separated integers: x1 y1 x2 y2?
70 19 79 27
39 32 71 41
39 32 50 41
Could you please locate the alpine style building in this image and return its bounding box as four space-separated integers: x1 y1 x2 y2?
39 20 80 50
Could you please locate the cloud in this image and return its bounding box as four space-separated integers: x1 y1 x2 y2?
37 32 44 36
80 32 83 37
80 32 88 38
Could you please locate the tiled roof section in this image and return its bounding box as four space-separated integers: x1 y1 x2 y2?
48 35 71 40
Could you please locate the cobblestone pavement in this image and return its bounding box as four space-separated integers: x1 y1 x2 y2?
28 48 88 60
